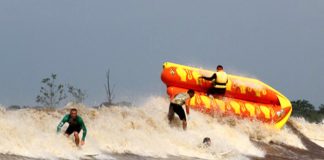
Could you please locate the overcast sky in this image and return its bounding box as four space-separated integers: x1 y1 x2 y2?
0 0 323 107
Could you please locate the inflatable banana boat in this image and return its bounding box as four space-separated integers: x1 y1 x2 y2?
161 62 292 129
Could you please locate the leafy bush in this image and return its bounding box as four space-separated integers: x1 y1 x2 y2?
36 74 67 107
291 99 324 123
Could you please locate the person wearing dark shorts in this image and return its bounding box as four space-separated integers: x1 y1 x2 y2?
168 89 195 130
206 87 226 96
57 108 87 146
168 103 187 121
65 121 82 135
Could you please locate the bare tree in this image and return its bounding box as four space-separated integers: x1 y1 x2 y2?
104 69 115 105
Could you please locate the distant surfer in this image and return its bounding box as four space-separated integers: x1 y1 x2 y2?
203 137 211 147
168 89 195 130
198 137 212 149
200 65 228 97
57 108 87 146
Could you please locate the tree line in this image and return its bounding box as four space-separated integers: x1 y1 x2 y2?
291 99 324 123
35 70 115 107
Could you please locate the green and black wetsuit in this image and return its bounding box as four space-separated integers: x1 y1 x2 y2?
57 114 87 141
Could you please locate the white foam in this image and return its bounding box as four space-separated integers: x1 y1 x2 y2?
0 105 6 113
0 97 317 159
289 117 324 148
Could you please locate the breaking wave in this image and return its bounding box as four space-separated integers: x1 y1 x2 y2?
0 97 321 159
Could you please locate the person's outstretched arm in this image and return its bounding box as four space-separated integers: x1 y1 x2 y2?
79 118 87 141
185 99 190 115
185 105 190 115
200 73 216 81
57 115 69 133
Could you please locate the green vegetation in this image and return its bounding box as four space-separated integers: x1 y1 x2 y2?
36 74 87 107
36 74 67 107
35 72 127 108
291 99 324 123
68 85 87 104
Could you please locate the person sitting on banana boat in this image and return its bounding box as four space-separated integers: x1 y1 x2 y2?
200 65 228 97
57 108 87 146
168 89 195 130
